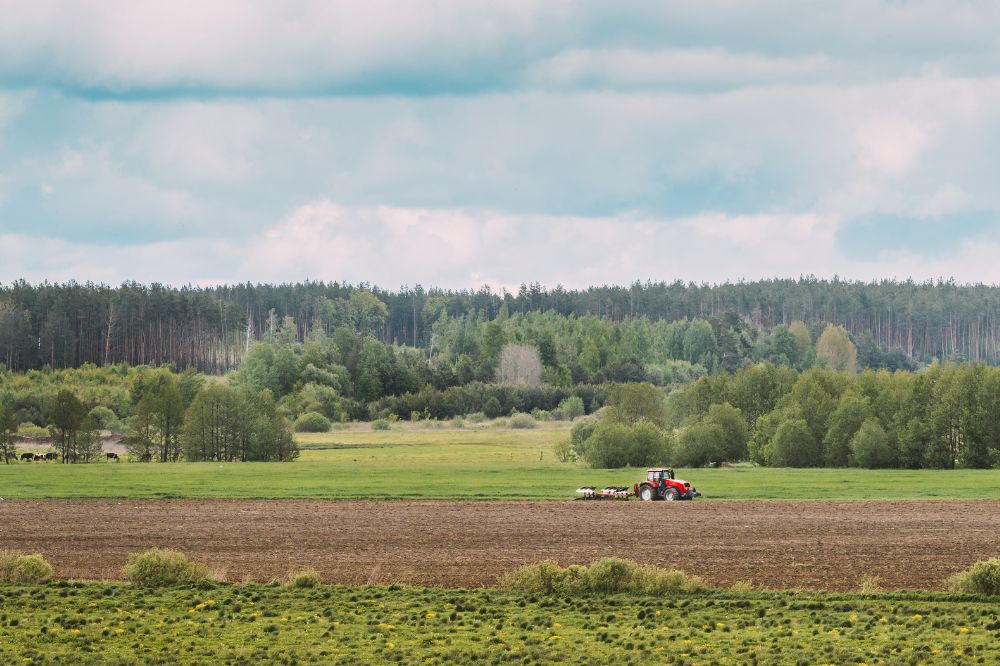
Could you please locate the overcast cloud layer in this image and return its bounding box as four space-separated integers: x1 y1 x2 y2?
2 1 1000 289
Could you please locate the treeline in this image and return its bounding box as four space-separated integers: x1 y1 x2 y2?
663 363 1000 469
0 366 297 464
3 278 1000 372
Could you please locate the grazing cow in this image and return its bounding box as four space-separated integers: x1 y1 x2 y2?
106 452 120 462
43 452 57 461
34 453 46 462
20 452 34 462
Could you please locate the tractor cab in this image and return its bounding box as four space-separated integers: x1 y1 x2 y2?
647 467 675 483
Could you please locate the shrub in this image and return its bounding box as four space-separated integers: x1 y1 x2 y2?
498 560 566 594
372 419 391 431
483 397 503 419
293 411 332 433
585 557 636 593
123 548 209 587
579 421 671 469
509 413 537 429
529 408 551 421
466 412 487 424
450 416 465 429
0 551 54 584
491 417 509 428
553 439 575 463
285 569 321 588
17 422 48 439
498 558 703 595
88 406 120 431
557 396 586 421
947 558 1000 595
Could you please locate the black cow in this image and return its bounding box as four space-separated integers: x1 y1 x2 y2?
20 452 34 462
34 453 46 461
106 452 120 462
43 452 57 461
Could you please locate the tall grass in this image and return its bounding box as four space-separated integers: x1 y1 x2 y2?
499 557 703 595
0 551 53 584
123 548 208 587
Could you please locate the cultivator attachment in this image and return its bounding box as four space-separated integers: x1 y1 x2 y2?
576 486 632 500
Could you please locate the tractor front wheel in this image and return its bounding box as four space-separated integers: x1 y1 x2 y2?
663 488 679 501
639 485 656 501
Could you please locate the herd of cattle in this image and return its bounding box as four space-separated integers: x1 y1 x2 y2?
17 451 119 462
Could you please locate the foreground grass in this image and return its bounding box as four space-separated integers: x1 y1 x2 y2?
0 582 998 665
3 423 1000 499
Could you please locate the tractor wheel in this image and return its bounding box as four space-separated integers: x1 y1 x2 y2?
663 488 679 502
639 485 656 501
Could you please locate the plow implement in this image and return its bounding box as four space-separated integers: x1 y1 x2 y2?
575 486 632 500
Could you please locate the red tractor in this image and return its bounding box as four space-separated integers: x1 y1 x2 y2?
634 467 700 501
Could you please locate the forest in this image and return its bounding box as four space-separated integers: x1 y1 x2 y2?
2 278 1000 469
1 278 997 372
569 362 1000 471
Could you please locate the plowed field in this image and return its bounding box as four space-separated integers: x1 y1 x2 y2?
3 499 997 591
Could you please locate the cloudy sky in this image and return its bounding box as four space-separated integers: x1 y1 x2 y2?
2 1 999 289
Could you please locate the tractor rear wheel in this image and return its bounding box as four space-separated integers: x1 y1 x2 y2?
663 488 679 501
639 485 656 501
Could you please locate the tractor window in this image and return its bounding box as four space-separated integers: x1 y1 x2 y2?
648 470 662 482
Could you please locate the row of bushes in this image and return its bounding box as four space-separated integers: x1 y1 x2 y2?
368 383 605 421
5 549 1000 596
294 409 553 433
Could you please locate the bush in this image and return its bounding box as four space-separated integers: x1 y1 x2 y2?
293 411 331 433
557 396 585 421
579 421 671 468
509 413 537 429
483 397 503 419
371 419 391 431
123 548 209 587
88 405 120 431
529 408 551 421
553 439 575 463
450 416 465 429
771 418 817 467
285 569 321 588
499 558 703 595
947 558 1000 595
0 551 54 584
17 422 48 439
491 417 509 428
466 412 487 424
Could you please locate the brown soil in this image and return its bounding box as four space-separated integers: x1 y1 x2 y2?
1 499 997 590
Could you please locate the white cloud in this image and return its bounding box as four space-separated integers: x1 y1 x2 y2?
132 104 264 184
854 114 931 177
1 2 999 96
4 203 1000 288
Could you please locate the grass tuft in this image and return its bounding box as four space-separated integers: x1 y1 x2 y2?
123 548 209 587
499 557 703 595
947 558 1000 596
0 551 54 584
285 569 321 588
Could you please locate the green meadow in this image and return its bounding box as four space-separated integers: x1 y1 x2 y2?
3 422 1000 500
1 581 998 665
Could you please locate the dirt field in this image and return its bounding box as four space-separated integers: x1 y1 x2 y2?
2 499 997 591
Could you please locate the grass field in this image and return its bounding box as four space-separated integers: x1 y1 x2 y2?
0 581 997 664
4 422 1000 500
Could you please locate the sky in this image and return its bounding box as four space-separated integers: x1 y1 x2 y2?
2 1 1000 290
